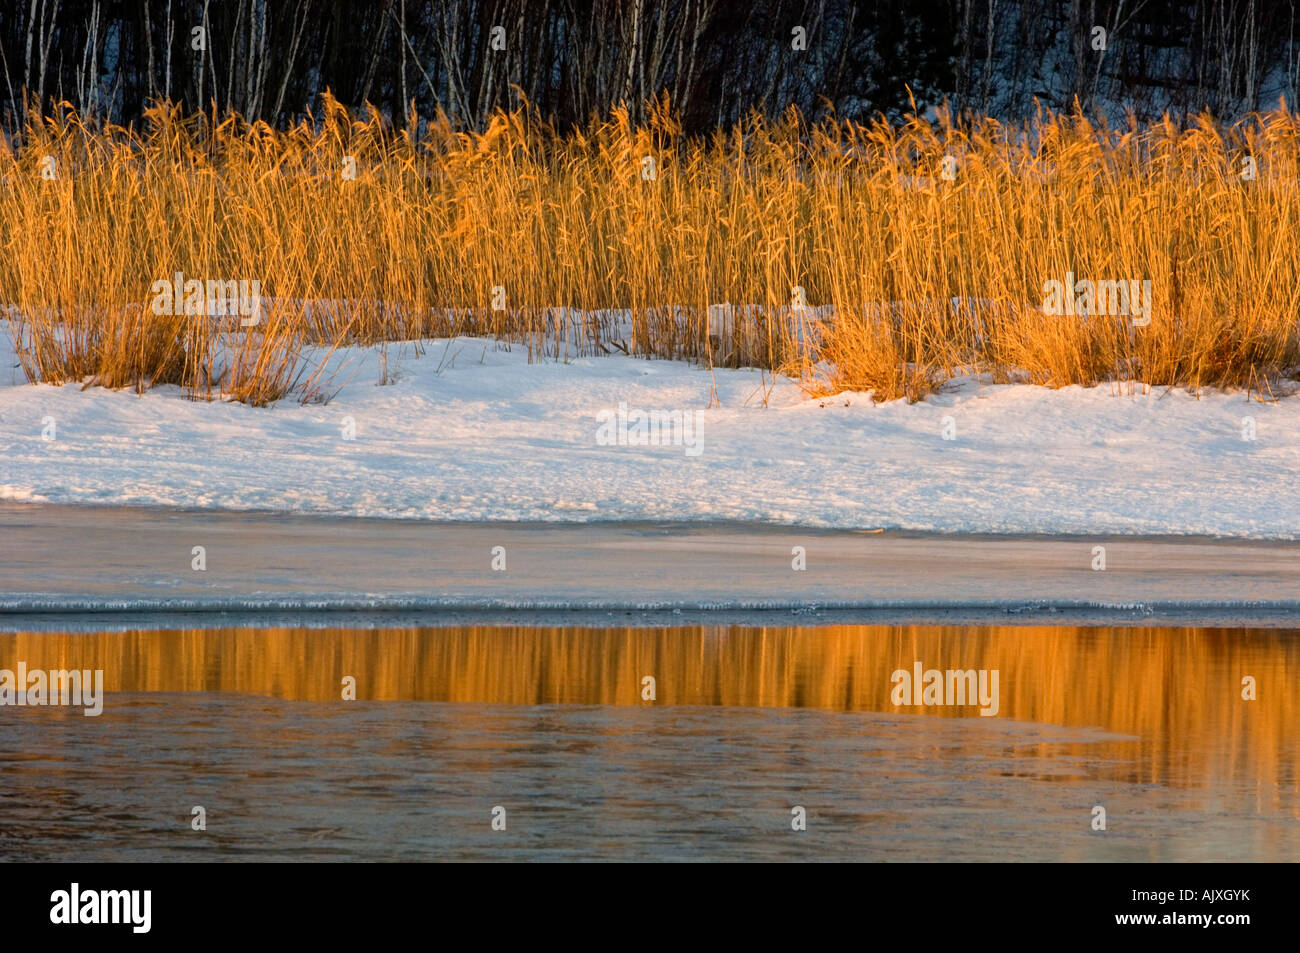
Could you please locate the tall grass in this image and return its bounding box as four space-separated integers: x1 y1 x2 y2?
1 94 1297 404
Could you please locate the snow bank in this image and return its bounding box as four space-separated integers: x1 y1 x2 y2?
1 326 1297 536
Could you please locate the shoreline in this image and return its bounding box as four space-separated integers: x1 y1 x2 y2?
4 502 1298 629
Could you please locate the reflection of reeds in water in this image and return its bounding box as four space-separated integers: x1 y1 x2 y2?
4 624 1295 801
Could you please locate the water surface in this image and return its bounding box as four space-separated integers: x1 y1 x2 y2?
1 624 1295 861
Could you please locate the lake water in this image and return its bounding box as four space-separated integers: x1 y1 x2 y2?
1 623 1295 861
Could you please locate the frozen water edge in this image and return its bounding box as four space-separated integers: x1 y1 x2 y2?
3 324 1300 538
1 504 1298 628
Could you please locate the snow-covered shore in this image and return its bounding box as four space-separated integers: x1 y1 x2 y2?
2 329 1298 537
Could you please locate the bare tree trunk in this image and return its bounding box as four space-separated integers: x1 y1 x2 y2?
163 0 172 101
23 0 38 98
623 0 640 107
399 0 408 120
35 0 62 113
77 0 101 118
142 0 155 101
226 0 244 113
198 0 210 112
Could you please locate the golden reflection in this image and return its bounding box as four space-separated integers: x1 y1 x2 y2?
3 624 1296 799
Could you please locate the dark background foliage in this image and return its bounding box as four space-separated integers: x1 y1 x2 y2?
1 0 1296 132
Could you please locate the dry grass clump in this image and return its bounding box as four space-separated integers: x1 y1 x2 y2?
1 95 1297 404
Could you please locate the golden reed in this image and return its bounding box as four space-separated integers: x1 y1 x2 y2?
3 95 1298 403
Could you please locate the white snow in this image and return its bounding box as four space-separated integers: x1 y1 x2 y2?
2 325 1298 537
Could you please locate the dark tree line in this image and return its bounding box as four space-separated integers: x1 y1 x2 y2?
0 0 1296 134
